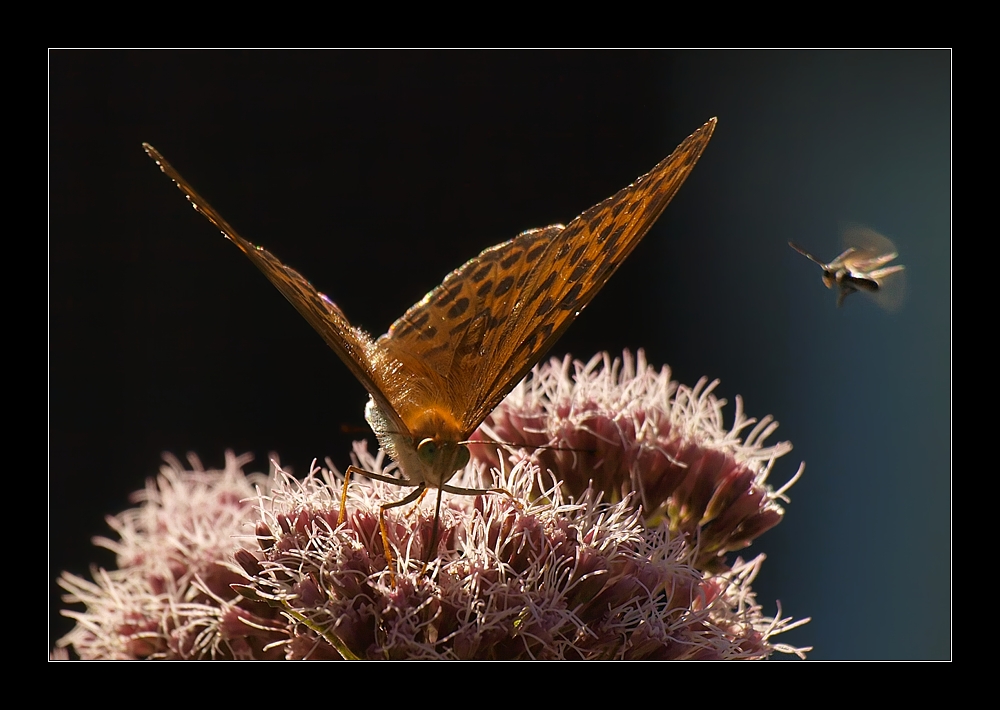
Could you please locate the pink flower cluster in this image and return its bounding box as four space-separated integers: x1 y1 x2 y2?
57 352 808 660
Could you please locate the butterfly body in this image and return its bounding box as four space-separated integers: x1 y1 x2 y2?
144 118 716 578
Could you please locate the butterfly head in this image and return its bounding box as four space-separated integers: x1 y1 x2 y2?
365 398 471 488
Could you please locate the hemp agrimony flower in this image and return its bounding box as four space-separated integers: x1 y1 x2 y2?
57 352 809 660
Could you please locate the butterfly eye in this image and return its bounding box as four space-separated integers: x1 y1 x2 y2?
455 445 470 470
417 439 438 465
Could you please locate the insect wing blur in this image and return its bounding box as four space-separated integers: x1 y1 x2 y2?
789 225 905 310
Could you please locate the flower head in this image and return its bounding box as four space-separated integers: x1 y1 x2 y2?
57 451 288 660
474 351 802 571
57 352 809 660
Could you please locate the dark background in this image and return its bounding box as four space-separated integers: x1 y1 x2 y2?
50 50 950 659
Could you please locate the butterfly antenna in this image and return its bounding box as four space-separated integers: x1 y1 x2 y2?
464 437 593 454
339 423 370 435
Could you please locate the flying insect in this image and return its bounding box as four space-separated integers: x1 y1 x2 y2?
789 226 905 310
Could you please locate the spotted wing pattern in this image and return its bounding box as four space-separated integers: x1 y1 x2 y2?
145 118 715 442
380 119 717 435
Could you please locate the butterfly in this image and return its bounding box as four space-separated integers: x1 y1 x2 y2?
789 225 906 310
144 118 716 582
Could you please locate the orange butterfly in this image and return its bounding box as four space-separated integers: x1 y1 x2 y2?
145 118 715 582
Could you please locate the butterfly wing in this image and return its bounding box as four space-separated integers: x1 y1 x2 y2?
142 143 410 436
379 119 717 437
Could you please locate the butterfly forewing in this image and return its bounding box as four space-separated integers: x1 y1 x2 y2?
378 224 564 432
145 118 715 450
142 143 409 435
381 119 717 436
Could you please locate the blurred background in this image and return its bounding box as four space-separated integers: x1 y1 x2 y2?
49 50 950 659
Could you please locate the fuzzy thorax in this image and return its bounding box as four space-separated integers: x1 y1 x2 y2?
364 398 470 488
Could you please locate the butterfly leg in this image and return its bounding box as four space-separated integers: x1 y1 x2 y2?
338 464 420 525
337 466 357 526
379 484 427 588
405 488 430 519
